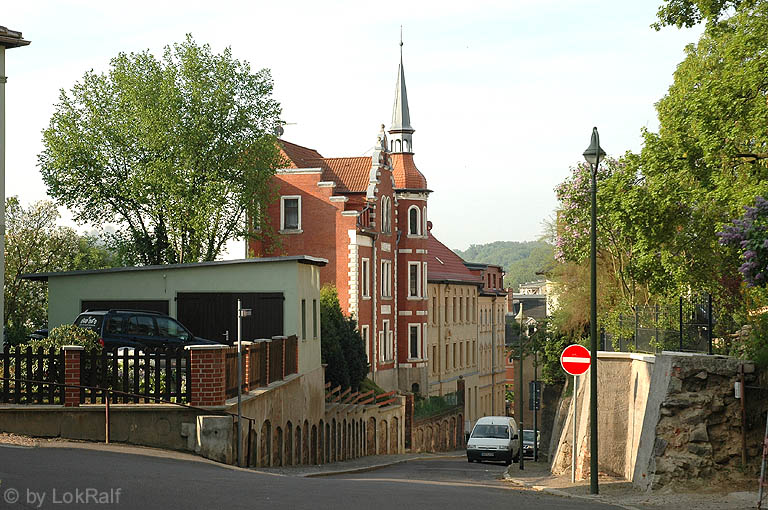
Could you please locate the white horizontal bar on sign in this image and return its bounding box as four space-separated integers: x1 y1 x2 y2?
562 357 591 363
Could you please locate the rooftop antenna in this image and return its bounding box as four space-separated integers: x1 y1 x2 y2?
400 25 403 59
274 121 297 137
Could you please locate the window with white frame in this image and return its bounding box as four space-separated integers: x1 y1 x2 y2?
422 206 427 235
408 323 421 359
379 320 392 361
361 258 370 298
422 262 428 298
361 325 370 364
381 259 392 298
408 262 421 298
408 206 420 235
280 196 301 230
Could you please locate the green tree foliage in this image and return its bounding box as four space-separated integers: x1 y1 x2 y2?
454 240 554 290
4 198 115 345
39 35 284 265
553 3 768 355
319 285 368 392
653 0 756 29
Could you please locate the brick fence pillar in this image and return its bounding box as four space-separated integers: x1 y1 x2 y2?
186 345 228 407
272 336 287 379
62 346 83 407
258 339 271 385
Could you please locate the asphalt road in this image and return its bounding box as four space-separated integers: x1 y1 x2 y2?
0 444 620 509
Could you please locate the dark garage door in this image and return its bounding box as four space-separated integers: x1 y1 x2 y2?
176 292 284 343
81 300 169 314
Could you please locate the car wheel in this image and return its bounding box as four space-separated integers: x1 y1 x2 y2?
505 458 512 466
467 458 473 463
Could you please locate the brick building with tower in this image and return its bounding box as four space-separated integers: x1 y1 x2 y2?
249 49 430 393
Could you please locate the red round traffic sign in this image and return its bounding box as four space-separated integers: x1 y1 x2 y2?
560 344 591 376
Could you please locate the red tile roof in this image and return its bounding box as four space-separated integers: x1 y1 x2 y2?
390 153 428 190
278 140 371 192
314 157 371 193
278 139 324 168
427 232 482 285
278 140 428 193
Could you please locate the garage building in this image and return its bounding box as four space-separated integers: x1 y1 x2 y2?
22 255 326 374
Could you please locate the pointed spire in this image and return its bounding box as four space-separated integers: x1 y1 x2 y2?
389 28 414 153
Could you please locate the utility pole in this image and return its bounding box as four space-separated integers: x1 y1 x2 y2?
515 304 525 470
0 27 30 353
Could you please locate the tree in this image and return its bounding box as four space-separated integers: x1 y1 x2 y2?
4 197 115 344
39 35 284 265
455 240 554 290
552 4 768 353
653 0 757 29
319 285 368 391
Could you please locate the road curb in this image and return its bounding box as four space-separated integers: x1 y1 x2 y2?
301 453 466 477
503 467 642 510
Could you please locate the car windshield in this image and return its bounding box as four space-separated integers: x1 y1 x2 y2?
471 424 509 439
156 317 190 341
523 430 535 442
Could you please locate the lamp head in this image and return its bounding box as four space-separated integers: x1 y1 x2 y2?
583 127 606 166
515 303 525 322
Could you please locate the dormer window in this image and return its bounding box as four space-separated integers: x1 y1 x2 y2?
408 206 421 235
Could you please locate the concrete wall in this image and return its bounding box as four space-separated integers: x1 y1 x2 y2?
551 351 763 491
551 352 655 480
0 405 200 451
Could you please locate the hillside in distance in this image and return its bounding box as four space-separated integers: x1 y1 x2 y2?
454 240 554 291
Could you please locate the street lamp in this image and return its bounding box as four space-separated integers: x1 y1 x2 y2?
583 127 605 495
515 303 525 470
0 27 30 353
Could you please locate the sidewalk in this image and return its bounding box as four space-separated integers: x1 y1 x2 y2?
503 459 760 510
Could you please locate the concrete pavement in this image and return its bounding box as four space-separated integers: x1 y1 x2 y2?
503 459 759 510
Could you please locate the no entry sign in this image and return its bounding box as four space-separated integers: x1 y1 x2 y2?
560 344 591 376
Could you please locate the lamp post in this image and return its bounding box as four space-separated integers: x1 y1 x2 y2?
0 27 30 353
532 325 538 463
515 304 525 470
583 127 605 495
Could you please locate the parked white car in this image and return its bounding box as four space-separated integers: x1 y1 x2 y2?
466 416 520 465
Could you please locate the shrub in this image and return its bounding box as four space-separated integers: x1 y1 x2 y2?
320 285 368 391
24 324 101 353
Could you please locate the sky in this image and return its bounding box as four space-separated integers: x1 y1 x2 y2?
2 0 703 255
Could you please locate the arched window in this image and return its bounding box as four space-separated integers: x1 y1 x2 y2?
408 206 420 235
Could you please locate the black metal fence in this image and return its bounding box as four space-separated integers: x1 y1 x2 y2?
603 294 714 354
80 348 190 404
0 346 65 404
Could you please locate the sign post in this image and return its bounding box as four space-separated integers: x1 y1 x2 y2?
237 300 252 467
560 344 591 484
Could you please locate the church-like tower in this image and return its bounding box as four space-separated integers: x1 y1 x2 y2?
389 40 431 394
389 40 414 154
